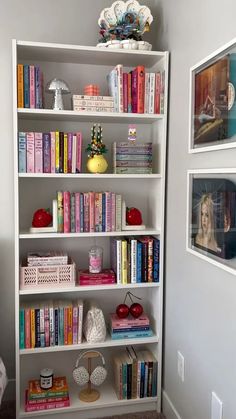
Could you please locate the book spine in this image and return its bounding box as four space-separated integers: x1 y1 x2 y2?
111 192 116 231
115 167 152 174
19 308 25 349
116 154 152 161
160 70 165 114
79 278 116 285
70 192 76 233
137 65 145 113
121 240 128 284
57 191 64 233
111 326 150 333
17 64 24 108
115 194 122 231
83 192 90 232
54 308 59 345
75 192 81 232
55 131 60 173
136 240 142 283
35 309 41 347
72 304 78 344
131 239 137 283
111 330 153 339
44 306 50 347
149 73 155 114
26 132 35 173
72 134 77 173
63 191 71 233
76 132 82 173
123 73 128 112
30 308 35 348
153 237 160 282
25 399 70 411
34 132 43 173
35 65 41 109
63 133 68 173
78 302 83 344
105 192 112 232
64 307 68 345
131 69 137 113
80 193 84 232
29 65 35 108
89 191 95 232
49 306 55 346
43 133 51 173
73 99 114 107
116 161 152 167
154 71 161 114
67 305 73 345
39 307 45 347
144 72 150 113
147 238 153 282
23 65 30 108
116 64 123 112
59 132 64 173
127 72 132 113
73 94 114 101
67 132 73 173
50 131 56 173
18 132 26 173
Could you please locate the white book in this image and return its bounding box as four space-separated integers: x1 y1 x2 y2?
144 72 150 114
115 194 122 231
116 64 123 113
148 73 156 114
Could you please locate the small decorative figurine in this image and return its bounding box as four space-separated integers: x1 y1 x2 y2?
128 124 137 142
46 78 70 110
116 292 143 319
86 124 108 174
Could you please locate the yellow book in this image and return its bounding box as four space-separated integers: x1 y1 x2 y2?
67 304 73 345
63 133 68 173
17 64 24 108
55 131 60 173
30 307 36 348
121 239 128 284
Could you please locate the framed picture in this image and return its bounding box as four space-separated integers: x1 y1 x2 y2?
187 169 236 275
189 37 236 153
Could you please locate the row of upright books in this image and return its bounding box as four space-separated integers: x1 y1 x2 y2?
57 191 122 233
113 142 153 174
19 299 83 349
110 313 153 340
113 347 157 400
110 236 160 284
107 64 165 114
17 64 44 109
25 376 69 412
18 131 82 173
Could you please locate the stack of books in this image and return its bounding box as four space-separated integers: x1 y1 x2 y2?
72 95 114 112
27 251 68 266
113 142 153 174
17 64 44 109
57 191 122 233
78 269 116 286
25 376 70 412
19 299 83 349
110 236 160 284
18 131 82 174
109 313 153 340
113 347 157 400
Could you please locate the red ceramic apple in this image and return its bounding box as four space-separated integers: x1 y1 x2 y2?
126 207 142 225
32 208 52 228
116 303 129 319
130 303 143 318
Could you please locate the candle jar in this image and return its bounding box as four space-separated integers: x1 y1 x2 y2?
40 368 54 389
89 246 103 273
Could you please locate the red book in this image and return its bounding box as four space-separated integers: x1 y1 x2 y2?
127 72 132 113
78 269 116 285
25 390 70 412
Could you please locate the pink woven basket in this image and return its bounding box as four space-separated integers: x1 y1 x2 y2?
20 259 76 289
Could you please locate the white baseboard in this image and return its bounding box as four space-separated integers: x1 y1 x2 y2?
162 390 182 419
3 378 15 401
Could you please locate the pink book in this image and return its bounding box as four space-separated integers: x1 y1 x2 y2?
79 269 116 281
29 65 35 108
89 192 95 232
110 313 150 328
75 192 81 232
34 132 43 173
105 192 112 232
111 192 116 232
123 72 128 112
63 191 71 233
83 192 90 232
80 278 116 285
26 132 35 173
50 131 56 173
76 132 82 173
72 134 77 173
131 68 138 113
72 303 78 344
94 193 100 232
77 301 83 344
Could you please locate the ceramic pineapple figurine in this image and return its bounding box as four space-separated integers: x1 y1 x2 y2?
86 124 108 174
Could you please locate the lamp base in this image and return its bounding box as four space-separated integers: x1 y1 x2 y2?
79 388 100 402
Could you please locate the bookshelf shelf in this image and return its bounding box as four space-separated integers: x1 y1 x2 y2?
19 335 159 355
14 39 168 418
18 108 164 123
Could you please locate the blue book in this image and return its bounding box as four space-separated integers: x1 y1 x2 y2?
153 237 160 282
140 361 145 398
136 240 142 283
19 308 25 349
112 326 150 333
18 132 26 173
23 65 30 108
35 308 41 348
111 329 153 340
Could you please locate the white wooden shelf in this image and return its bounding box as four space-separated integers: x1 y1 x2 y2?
18 108 164 123
19 282 160 295
19 173 161 179
19 229 161 239
19 379 158 418
20 334 159 355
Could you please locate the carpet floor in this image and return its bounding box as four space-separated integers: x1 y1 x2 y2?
0 401 165 419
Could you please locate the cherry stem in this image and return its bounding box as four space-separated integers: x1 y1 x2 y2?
124 291 142 304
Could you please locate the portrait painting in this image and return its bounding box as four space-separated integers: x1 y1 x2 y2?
191 178 236 259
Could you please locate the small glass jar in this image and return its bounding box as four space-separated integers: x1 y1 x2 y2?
89 246 103 273
40 368 54 389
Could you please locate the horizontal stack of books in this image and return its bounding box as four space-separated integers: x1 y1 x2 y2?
113 347 157 400
27 251 68 266
78 269 116 286
19 299 83 349
57 191 122 233
25 376 70 412
110 236 160 284
109 313 153 340
113 142 153 174
107 64 165 114
18 131 82 174
17 64 44 109
72 94 114 112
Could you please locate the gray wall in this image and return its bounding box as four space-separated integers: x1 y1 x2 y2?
158 1 236 419
0 0 158 391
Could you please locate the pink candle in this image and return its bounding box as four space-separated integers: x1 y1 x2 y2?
89 246 103 273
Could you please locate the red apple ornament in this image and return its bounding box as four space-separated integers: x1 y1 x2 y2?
126 207 142 225
32 208 53 228
116 303 129 319
130 303 143 318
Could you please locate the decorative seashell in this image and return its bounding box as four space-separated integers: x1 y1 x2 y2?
112 1 126 22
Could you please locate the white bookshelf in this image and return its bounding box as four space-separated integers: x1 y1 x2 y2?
13 39 169 419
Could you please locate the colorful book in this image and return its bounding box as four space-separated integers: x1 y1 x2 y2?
17 64 24 108
18 132 26 173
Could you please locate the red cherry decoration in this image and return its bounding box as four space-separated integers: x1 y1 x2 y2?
126 207 142 226
116 303 129 319
130 302 143 318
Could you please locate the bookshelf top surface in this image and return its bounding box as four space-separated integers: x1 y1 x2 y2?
16 40 168 68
